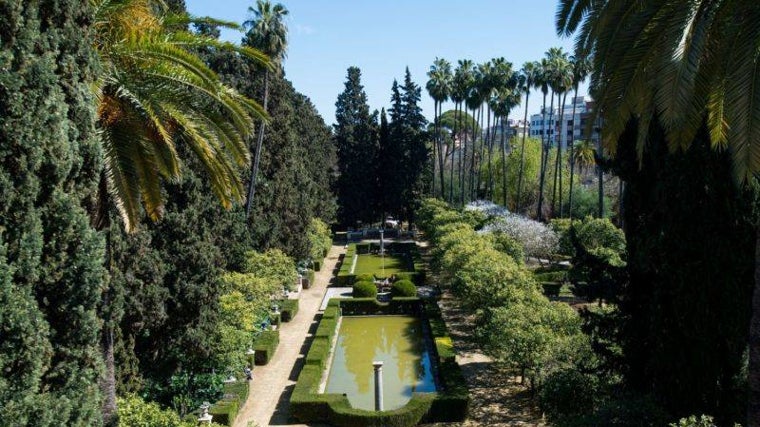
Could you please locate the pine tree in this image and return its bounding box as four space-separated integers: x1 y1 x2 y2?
0 2 107 425
398 68 429 222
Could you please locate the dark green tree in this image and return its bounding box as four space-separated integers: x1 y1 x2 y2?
334 67 379 227
0 2 107 425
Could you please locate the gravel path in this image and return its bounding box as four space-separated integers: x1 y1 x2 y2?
234 245 343 427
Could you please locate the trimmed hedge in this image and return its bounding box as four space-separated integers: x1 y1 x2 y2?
352 281 377 298
356 243 371 254
281 299 299 322
336 273 356 287
291 298 468 426
355 273 374 282
541 282 562 298
208 381 249 426
253 330 279 365
391 280 417 297
313 260 322 272
394 271 425 286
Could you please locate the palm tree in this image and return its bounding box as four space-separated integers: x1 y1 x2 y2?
453 60 475 206
490 86 521 207
516 61 540 213
243 0 289 218
427 58 453 198
451 60 474 205
466 65 485 203
474 61 494 200
536 57 552 220
567 53 591 216
93 0 268 232
558 1 760 423
548 54 572 217
572 139 596 178
91 1 268 421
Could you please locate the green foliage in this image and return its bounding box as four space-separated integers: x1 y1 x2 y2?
307 218 332 261
253 330 280 365
390 280 417 297
352 281 377 298
564 186 612 219
0 1 107 423
280 299 299 322
487 231 525 263
355 273 374 282
243 249 296 291
539 370 600 424
117 395 201 427
452 247 536 310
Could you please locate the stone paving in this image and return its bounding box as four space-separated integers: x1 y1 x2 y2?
234 245 344 427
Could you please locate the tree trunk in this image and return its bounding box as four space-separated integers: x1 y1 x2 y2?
431 100 438 197
460 106 468 207
246 69 270 218
537 92 553 220
597 126 604 218
437 102 446 199
469 106 479 201
568 87 579 218
516 91 531 213
750 224 760 427
557 92 568 217
450 102 458 203
501 114 508 207
486 107 493 201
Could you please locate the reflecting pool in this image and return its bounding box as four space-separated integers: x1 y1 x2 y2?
325 316 436 410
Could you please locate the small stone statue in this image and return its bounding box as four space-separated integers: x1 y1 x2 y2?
243 366 253 380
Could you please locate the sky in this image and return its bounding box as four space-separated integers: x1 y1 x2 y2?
184 0 586 126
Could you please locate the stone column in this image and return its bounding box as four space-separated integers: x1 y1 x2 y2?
373 361 384 411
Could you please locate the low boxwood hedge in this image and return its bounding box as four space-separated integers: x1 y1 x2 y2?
207 381 249 426
336 273 356 287
313 259 322 271
291 298 468 426
281 299 299 322
352 281 377 298
541 282 562 298
391 280 417 297
253 330 279 365
355 273 374 282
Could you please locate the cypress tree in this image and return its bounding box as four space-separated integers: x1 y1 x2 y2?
0 2 106 425
335 67 379 227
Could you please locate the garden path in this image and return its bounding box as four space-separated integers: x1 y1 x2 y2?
235 245 343 427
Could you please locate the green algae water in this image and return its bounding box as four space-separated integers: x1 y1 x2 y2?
325 316 436 410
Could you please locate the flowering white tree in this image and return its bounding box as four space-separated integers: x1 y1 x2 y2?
465 200 511 218
480 214 559 260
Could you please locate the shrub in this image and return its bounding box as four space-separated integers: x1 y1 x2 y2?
209 398 239 426
356 243 371 254
355 273 374 282
307 218 333 262
118 394 201 427
313 260 322 271
352 281 377 298
336 273 356 287
539 369 599 423
391 280 417 297
242 249 297 291
280 299 299 322
253 330 279 365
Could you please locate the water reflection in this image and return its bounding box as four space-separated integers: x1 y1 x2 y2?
325 316 436 410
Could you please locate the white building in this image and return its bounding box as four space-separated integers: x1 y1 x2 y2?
528 96 601 148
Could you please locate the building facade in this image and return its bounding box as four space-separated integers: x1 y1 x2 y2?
528 96 601 148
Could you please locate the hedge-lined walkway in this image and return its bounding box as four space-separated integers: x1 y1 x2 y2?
235 244 343 427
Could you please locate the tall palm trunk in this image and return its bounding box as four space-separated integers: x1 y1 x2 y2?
430 99 441 197
750 230 760 427
469 106 479 201
485 106 493 200
567 87 579 217
537 91 553 220
436 102 446 198
460 105 468 207
552 91 568 217
450 102 459 203
516 90 531 213
246 69 270 217
489 111 499 200
501 114 509 207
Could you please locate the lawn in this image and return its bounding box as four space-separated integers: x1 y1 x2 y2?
353 253 413 277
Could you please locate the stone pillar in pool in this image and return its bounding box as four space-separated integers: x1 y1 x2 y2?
373 361 384 411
